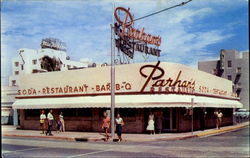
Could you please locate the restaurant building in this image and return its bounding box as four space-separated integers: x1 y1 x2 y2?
13 61 242 133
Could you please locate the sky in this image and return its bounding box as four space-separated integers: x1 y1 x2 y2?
1 0 249 85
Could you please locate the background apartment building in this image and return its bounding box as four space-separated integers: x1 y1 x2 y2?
9 38 91 87
198 49 249 110
2 38 93 125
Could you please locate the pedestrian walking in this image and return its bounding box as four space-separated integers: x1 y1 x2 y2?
102 111 110 141
115 113 124 142
56 118 61 133
46 110 54 136
40 110 46 134
146 111 155 135
59 112 65 132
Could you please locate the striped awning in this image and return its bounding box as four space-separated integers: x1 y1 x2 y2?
12 94 243 109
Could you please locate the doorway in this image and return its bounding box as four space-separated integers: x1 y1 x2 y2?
162 108 177 132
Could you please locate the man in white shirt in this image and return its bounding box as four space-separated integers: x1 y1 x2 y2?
46 110 54 136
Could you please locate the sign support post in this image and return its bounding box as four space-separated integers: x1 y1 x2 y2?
110 3 115 141
191 98 194 134
111 24 115 141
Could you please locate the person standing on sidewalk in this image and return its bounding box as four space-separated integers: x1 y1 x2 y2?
217 110 223 129
40 110 46 134
46 110 54 136
115 113 124 142
102 111 110 141
146 111 155 135
59 112 65 132
56 117 61 133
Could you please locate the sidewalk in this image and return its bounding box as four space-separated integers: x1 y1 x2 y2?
2 122 249 142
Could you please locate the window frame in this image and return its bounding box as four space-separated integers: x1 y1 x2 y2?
227 60 232 68
15 62 19 67
32 59 37 65
12 80 16 86
15 71 19 75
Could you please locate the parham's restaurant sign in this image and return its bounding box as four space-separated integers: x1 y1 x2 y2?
16 62 238 99
114 7 161 59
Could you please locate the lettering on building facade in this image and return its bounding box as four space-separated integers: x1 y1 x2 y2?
17 62 237 99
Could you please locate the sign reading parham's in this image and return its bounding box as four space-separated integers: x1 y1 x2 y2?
16 62 237 99
114 7 161 59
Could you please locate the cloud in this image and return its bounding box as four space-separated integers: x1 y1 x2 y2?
168 8 213 24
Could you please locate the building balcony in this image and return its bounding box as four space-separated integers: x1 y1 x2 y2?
32 69 47 73
236 68 241 77
220 65 224 70
235 83 242 91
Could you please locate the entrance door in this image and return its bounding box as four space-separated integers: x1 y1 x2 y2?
162 108 177 132
199 109 205 130
163 108 170 130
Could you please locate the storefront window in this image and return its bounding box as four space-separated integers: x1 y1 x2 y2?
172 108 176 129
221 108 232 117
25 109 40 120
117 108 137 122
117 108 137 117
77 108 92 116
63 109 76 116
62 108 92 117
206 108 215 119
99 108 108 115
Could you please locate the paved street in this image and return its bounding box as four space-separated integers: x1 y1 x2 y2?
2 127 249 158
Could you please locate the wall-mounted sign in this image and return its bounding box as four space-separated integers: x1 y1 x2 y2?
114 7 162 59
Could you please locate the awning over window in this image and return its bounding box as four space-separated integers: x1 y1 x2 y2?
12 94 243 109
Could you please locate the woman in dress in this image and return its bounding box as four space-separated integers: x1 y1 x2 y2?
146 111 155 135
115 113 124 142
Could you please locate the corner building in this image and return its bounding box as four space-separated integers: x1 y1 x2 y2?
13 62 242 133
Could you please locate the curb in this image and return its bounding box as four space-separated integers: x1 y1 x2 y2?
3 134 76 141
196 123 249 137
3 123 249 142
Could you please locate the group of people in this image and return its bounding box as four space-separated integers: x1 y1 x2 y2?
40 110 65 136
40 109 224 140
102 112 124 142
102 111 162 141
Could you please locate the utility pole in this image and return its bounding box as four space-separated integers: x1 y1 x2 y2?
191 98 194 134
110 2 115 141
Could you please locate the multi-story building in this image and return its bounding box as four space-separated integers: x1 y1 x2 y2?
198 49 249 110
3 38 91 125
9 38 89 87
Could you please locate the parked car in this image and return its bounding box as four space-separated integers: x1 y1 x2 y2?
233 109 250 119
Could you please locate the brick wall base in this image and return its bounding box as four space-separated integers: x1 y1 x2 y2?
19 108 233 133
